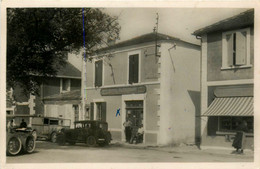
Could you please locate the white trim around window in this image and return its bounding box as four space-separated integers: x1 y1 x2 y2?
221 27 251 70
127 50 141 84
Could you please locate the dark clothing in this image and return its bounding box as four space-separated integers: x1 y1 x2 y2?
232 122 248 150
232 131 246 149
125 126 132 142
20 121 27 128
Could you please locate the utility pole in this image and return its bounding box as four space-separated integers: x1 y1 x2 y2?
153 13 160 57
81 8 86 120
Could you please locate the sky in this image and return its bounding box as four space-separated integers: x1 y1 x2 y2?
104 8 249 45
69 8 250 69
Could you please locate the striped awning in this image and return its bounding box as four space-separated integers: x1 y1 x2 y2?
203 97 253 116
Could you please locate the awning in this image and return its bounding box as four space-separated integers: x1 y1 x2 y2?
203 97 253 116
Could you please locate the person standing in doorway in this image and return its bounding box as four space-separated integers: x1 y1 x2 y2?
123 119 132 143
232 120 248 154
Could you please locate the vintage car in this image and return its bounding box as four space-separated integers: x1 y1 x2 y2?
57 120 112 147
7 115 71 143
6 128 36 156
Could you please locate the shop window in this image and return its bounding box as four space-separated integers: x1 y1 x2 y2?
128 53 139 84
218 116 253 133
61 78 71 93
222 28 251 69
95 60 103 87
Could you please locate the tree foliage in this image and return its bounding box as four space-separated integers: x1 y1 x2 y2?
7 8 120 94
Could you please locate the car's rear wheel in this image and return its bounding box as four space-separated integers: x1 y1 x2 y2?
7 137 22 156
86 136 96 147
51 132 57 143
25 136 36 153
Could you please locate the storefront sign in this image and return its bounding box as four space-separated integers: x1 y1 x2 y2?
100 85 146 96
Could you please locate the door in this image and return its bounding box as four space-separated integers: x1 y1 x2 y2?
125 101 143 127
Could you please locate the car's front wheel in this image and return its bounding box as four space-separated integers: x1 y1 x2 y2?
86 136 96 147
51 132 57 143
7 137 22 156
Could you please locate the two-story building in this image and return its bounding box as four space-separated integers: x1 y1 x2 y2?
82 32 200 145
193 9 254 149
8 62 81 128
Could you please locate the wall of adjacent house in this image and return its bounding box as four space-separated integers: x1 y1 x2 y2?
207 27 254 81
159 41 200 145
43 78 60 97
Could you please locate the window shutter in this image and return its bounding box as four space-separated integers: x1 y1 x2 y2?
101 102 106 122
133 54 139 83
226 34 234 66
95 60 103 87
235 31 247 65
129 55 134 84
90 102 94 120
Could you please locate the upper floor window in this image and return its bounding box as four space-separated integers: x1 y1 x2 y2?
222 28 251 69
128 52 140 84
95 60 103 87
61 78 70 93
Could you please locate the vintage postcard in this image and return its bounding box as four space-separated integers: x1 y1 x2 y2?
0 0 259 169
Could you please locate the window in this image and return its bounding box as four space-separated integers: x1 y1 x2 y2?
50 120 59 125
73 105 79 122
61 78 70 92
128 53 139 84
222 28 251 69
95 60 103 87
219 116 253 133
94 102 106 122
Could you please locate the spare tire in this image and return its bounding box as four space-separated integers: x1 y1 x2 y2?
7 137 22 156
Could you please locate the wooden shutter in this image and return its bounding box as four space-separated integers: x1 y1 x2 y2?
129 55 134 84
235 31 247 65
226 34 234 66
101 102 106 122
133 54 139 83
95 60 103 87
90 102 94 120
129 54 139 84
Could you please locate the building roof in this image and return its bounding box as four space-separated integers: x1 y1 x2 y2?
193 9 254 36
56 62 81 78
97 32 197 53
43 90 81 101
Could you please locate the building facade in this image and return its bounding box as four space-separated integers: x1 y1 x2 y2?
82 33 200 145
7 62 81 128
193 9 254 149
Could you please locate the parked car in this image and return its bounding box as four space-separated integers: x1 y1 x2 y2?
57 120 112 147
6 115 71 143
6 128 36 156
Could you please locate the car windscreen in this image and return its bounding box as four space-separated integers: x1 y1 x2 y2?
99 123 108 130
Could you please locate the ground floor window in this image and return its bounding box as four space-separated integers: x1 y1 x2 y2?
73 105 79 122
94 102 106 122
218 116 253 133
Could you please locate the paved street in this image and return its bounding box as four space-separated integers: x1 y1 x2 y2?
6 141 253 163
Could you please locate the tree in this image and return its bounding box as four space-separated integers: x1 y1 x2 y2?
7 8 120 94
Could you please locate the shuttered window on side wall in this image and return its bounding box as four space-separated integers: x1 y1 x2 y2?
129 54 139 84
95 60 103 87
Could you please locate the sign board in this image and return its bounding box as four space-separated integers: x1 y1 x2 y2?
100 85 146 96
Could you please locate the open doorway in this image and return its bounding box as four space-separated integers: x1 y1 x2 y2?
125 101 144 144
